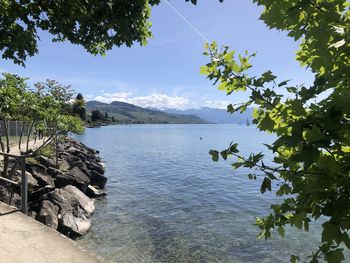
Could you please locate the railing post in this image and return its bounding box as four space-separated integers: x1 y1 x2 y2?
20 156 28 214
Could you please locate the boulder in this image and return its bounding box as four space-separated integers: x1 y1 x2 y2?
54 167 90 192
29 185 55 202
10 192 22 209
28 165 55 188
86 185 107 198
47 167 64 178
0 186 22 209
37 155 56 168
29 211 37 219
58 212 91 238
98 162 106 172
90 170 108 189
50 185 95 215
58 159 70 172
86 161 105 175
49 185 95 237
13 170 39 191
0 185 11 204
71 161 90 177
66 146 83 156
76 153 87 163
61 153 81 167
36 200 59 229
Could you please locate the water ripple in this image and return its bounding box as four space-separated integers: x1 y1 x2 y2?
76 124 321 262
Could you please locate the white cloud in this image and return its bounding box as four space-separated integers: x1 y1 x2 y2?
93 93 190 109
204 100 231 109
94 92 132 103
128 94 190 109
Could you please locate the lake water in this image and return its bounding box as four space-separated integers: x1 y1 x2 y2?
75 124 321 263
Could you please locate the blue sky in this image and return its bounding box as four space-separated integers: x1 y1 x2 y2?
0 0 314 109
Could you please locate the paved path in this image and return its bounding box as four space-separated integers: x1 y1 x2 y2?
0 202 105 263
9 138 46 156
0 139 46 164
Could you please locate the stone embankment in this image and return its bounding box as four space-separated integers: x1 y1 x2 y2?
0 137 107 238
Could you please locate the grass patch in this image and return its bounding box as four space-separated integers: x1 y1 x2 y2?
39 144 55 158
26 157 39 165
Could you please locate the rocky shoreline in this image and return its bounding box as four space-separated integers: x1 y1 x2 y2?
0 137 107 239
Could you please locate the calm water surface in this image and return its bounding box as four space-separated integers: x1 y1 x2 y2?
75 124 321 263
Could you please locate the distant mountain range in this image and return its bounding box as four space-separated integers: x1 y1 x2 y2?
85 101 208 124
163 107 254 124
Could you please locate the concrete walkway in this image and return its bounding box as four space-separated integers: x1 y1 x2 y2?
0 202 105 263
9 138 45 156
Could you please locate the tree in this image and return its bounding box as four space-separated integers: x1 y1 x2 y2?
73 93 86 121
0 73 83 175
104 112 109 120
0 0 161 66
91 110 103 122
201 1 350 262
0 74 82 151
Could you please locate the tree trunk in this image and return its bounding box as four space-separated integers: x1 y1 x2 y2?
26 122 35 153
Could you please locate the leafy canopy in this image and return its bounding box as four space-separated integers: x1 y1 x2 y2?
0 0 161 66
201 0 350 262
0 73 83 155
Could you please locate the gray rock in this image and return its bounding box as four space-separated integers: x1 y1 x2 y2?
98 162 106 172
49 185 94 215
0 185 20 208
61 153 81 167
58 159 70 172
29 185 55 202
47 167 64 178
90 170 108 189
8 192 21 209
66 146 83 156
49 185 95 237
54 167 90 192
30 170 55 188
86 161 105 176
76 153 87 163
71 161 90 177
13 170 39 190
86 185 107 198
0 185 12 204
59 212 91 237
29 211 37 219
37 155 56 168
36 200 59 229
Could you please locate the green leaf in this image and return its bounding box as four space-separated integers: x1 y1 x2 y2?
262 70 277 82
229 143 239 153
227 104 234 113
277 226 285 238
325 249 345 263
259 114 275 131
289 100 306 116
303 126 324 142
220 150 228 160
209 150 219 162
342 232 350 249
260 177 271 194
322 222 342 244
200 65 209 75
290 255 299 263
278 80 291 87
